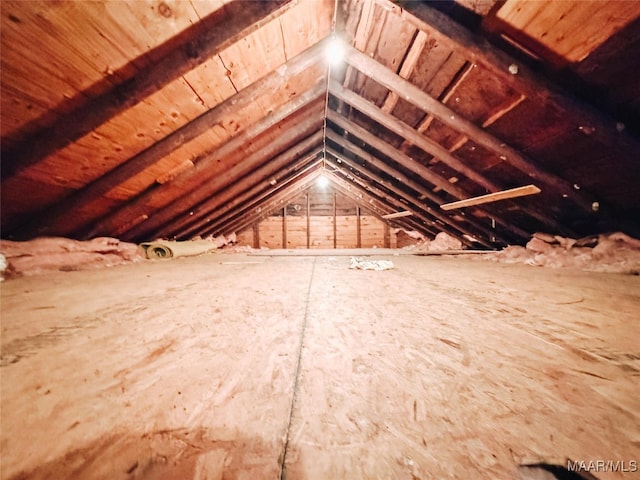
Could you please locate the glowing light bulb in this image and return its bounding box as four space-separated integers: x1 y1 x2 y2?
325 36 345 66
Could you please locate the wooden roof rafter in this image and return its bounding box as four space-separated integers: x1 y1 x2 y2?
326 109 531 242
325 145 504 247
340 42 596 213
12 35 333 240
0 0 295 179
329 78 576 237
80 81 327 240
146 137 325 241
322 167 439 236
205 164 326 238
179 151 324 241
327 149 478 248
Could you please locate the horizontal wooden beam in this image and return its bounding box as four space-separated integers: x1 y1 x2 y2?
341 41 595 212
82 81 326 239
441 185 541 210
11 36 330 240
1 0 293 180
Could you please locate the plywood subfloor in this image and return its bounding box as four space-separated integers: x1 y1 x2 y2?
1 253 639 479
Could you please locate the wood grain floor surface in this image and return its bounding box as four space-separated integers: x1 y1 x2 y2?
1 253 638 479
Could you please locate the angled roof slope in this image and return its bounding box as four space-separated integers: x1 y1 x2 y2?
2 0 639 247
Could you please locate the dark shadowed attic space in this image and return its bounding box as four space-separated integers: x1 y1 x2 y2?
1 1 639 479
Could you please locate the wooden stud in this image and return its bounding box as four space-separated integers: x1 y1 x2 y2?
306 193 311 248
356 206 362 248
252 223 260 249
333 192 337 249
283 207 288 249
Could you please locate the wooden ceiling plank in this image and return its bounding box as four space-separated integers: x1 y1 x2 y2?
11 40 329 239
382 30 428 113
326 148 494 247
330 78 500 192
173 151 323 241
81 88 325 240
134 132 323 241
341 43 595 212
1 0 294 180
381 0 640 175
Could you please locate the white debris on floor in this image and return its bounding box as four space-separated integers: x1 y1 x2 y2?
349 257 394 271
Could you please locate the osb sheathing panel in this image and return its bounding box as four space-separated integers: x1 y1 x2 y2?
1 2 331 228
496 0 640 63
110 63 327 201
0 0 226 139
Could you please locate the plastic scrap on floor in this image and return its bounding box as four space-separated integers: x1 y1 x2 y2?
349 257 394 271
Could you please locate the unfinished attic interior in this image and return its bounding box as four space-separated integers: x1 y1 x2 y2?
1 0 639 478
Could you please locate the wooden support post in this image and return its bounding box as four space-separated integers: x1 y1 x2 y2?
282 207 288 249
306 193 311 249
384 222 391 248
356 206 362 248
333 192 337 249
252 223 260 249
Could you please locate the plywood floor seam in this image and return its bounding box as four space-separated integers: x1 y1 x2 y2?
1 253 639 479
279 256 317 480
